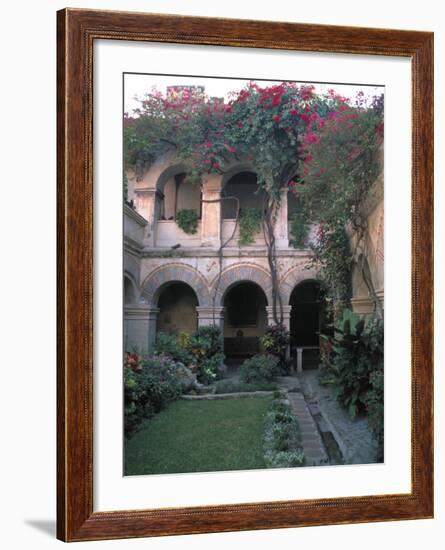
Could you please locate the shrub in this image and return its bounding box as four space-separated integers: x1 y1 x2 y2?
187 325 225 384
153 332 193 365
365 366 384 460
240 354 280 383
124 355 184 435
319 309 384 419
263 398 305 468
260 324 290 369
175 208 199 234
153 326 225 385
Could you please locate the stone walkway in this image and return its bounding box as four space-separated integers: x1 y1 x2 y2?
277 376 329 466
298 370 379 465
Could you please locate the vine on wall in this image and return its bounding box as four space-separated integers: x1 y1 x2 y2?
124 84 383 320
175 208 199 234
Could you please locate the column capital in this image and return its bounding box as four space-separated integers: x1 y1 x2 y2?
133 187 163 198
266 305 292 318
196 306 225 328
124 305 159 320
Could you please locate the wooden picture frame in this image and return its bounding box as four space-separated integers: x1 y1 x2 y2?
57 8 434 542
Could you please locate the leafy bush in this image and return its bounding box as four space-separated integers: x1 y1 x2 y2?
365 366 384 460
153 332 193 365
188 326 225 384
124 355 184 435
239 207 262 245
240 354 280 383
319 309 384 419
175 208 199 234
263 397 305 467
260 324 290 369
214 379 278 394
156 325 225 385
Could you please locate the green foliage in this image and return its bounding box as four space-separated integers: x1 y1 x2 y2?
365 366 384 460
319 310 384 420
156 326 225 385
263 397 305 468
310 221 353 309
240 354 280 384
187 325 225 384
154 332 193 365
175 208 199 234
124 355 184 435
289 210 311 248
260 324 290 369
293 97 383 309
238 207 262 245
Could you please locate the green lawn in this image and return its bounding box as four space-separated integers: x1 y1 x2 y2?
124 397 272 475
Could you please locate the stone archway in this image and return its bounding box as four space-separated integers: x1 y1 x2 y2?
212 264 272 307
140 263 212 307
222 281 268 362
280 264 320 306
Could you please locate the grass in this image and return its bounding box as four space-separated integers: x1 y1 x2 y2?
124 397 272 475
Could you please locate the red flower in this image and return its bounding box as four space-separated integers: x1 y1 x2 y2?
290 109 298 116
304 133 320 144
273 114 281 123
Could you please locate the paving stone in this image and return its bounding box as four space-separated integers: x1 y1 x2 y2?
285 387 329 465
298 370 379 465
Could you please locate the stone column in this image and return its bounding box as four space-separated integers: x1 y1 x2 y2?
273 189 289 248
196 306 225 331
265 305 292 358
123 305 159 353
201 174 222 248
133 188 163 247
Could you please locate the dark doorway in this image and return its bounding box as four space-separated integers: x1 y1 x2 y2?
290 281 321 369
222 171 265 219
223 282 267 363
157 282 198 336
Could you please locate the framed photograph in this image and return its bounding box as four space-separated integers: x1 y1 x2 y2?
57 8 433 542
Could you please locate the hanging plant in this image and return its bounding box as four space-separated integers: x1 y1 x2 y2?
289 210 310 248
175 208 199 234
239 208 262 245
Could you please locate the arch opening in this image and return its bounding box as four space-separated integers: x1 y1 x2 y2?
158 172 201 221
222 171 265 219
222 281 267 364
289 280 325 369
156 281 198 336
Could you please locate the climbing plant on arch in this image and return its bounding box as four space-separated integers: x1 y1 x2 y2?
124 82 383 320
